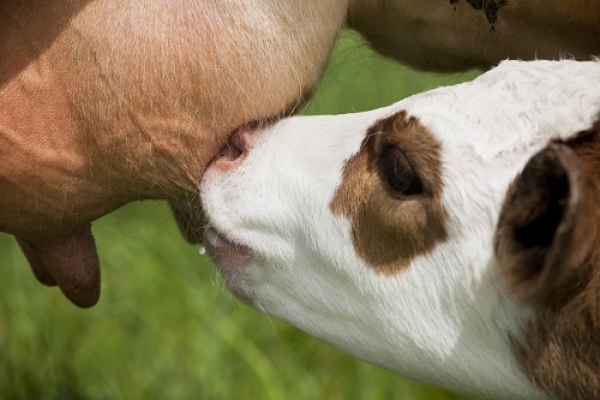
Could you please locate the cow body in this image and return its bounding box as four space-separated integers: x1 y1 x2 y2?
349 0 600 71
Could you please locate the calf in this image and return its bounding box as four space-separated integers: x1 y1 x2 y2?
201 60 600 400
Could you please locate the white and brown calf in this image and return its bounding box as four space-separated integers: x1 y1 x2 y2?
201 60 600 400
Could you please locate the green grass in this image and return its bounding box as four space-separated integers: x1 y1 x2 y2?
0 31 480 400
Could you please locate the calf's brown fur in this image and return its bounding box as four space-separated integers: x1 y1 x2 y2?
495 124 600 400
331 112 447 275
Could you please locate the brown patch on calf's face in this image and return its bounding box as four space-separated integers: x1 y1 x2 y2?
330 111 447 275
495 122 600 400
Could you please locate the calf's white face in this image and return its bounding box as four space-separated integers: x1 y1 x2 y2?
200 60 600 400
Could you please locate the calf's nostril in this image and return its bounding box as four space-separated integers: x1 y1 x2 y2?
217 126 252 162
216 125 252 163
218 141 243 161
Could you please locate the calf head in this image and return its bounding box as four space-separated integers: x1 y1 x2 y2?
200 60 600 399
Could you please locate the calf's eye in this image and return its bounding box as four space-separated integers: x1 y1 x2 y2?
377 146 424 198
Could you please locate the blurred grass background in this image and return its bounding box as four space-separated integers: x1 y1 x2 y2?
0 31 480 400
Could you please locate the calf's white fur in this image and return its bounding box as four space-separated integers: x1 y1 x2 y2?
201 60 600 400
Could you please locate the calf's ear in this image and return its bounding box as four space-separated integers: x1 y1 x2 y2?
494 142 594 308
